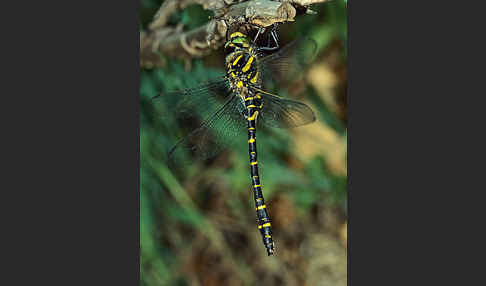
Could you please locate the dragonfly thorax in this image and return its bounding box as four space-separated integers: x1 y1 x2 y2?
226 50 261 93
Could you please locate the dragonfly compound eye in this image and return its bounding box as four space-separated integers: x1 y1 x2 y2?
229 32 250 49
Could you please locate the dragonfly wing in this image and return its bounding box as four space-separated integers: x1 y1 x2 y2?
258 37 318 85
256 88 316 128
153 77 232 121
168 95 247 161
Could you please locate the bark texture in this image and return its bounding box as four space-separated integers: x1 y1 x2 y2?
140 0 331 68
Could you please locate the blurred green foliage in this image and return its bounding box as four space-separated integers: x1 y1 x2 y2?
140 1 347 285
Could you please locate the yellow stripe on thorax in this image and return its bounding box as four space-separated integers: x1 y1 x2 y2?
256 204 266 210
242 56 254 72
233 55 243 66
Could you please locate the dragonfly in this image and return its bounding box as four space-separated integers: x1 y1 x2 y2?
153 28 317 256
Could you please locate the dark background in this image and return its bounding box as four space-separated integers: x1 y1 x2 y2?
6 0 484 285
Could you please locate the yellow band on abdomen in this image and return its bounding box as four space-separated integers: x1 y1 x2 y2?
256 204 266 210
247 111 259 121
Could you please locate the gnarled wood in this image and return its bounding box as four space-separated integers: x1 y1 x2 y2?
140 0 331 68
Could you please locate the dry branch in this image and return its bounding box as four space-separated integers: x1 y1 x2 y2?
140 0 331 68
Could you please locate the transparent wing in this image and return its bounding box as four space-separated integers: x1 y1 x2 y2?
168 95 247 161
152 76 231 121
257 37 318 85
254 88 316 128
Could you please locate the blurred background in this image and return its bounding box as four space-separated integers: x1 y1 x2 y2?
140 1 347 285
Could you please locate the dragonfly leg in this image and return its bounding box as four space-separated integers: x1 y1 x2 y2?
255 23 280 52
252 27 263 46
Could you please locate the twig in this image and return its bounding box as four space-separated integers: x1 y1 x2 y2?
140 0 331 68
149 0 228 31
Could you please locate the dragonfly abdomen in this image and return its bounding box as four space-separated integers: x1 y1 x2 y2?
245 92 274 256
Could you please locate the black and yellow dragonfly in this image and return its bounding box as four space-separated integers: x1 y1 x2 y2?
153 30 317 256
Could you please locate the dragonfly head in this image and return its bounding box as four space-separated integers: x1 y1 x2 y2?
224 32 251 53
